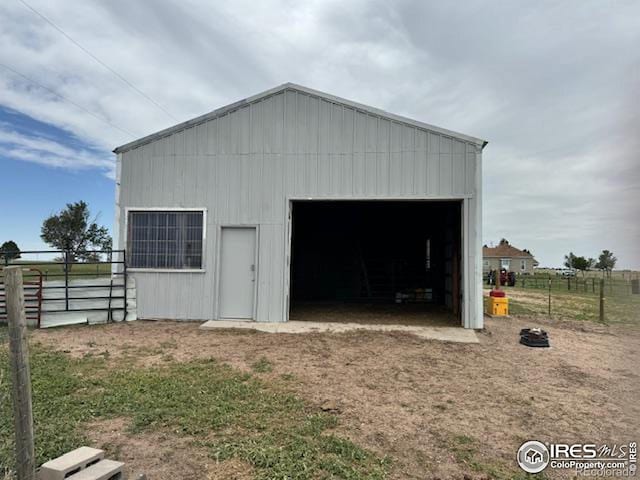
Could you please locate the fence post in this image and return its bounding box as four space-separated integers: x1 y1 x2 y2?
548 276 552 317
64 249 69 312
123 250 128 321
599 279 605 324
5 266 36 480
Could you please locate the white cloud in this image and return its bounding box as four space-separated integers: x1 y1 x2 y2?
0 0 638 267
0 126 114 177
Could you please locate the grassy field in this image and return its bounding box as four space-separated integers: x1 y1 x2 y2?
1 262 112 282
487 272 638 297
484 285 640 323
0 329 389 480
535 268 639 280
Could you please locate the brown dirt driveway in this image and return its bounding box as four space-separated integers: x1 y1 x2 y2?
33 316 640 479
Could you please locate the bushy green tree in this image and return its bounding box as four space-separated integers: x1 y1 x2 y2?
595 250 617 278
564 252 577 269
572 256 591 276
40 201 112 263
0 240 21 264
564 252 594 276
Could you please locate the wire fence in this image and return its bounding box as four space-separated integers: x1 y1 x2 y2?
484 273 640 324
518 274 636 296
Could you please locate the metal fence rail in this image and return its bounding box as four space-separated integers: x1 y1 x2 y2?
0 249 128 326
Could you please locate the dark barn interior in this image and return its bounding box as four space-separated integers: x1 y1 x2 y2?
289 201 462 325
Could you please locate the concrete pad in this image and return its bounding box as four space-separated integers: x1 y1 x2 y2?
200 320 479 343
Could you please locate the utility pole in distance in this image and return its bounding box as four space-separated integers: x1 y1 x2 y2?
5 266 36 480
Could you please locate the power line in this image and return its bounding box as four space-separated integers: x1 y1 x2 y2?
16 0 179 122
0 63 138 138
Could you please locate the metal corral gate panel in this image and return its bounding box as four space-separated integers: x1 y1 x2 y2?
1 250 136 328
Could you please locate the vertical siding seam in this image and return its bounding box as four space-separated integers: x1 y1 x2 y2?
412 127 417 195
425 130 430 195
463 142 468 196
385 119 390 194
328 103 332 193
340 105 344 193
249 103 254 220
341 105 345 193
315 96 320 195
450 138 455 195
351 105 356 195
375 116 379 194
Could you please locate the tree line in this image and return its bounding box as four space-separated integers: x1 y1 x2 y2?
564 250 617 277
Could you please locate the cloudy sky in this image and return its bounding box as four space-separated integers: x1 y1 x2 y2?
0 0 638 268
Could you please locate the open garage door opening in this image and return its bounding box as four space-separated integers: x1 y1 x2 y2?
288 200 463 326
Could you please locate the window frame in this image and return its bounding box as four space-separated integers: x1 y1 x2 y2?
125 207 207 273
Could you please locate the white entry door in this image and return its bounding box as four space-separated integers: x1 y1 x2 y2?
219 227 257 319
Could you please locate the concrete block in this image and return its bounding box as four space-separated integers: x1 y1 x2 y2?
39 447 104 480
66 459 126 480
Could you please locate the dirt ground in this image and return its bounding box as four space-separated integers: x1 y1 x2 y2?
33 316 640 479
290 303 458 326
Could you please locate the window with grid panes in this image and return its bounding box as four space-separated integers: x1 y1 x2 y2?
127 211 203 269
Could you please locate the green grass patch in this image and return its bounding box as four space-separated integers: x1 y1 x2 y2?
0 344 388 479
251 357 273 374
1 261 112 282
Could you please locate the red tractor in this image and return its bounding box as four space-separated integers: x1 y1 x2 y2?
499 268 516 287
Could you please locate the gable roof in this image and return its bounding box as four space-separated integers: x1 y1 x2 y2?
114 82 488 154
483 243 534 259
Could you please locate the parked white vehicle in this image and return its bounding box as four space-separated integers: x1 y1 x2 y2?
558 269 577 277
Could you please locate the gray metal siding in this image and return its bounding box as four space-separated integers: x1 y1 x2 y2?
117 89 483 326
